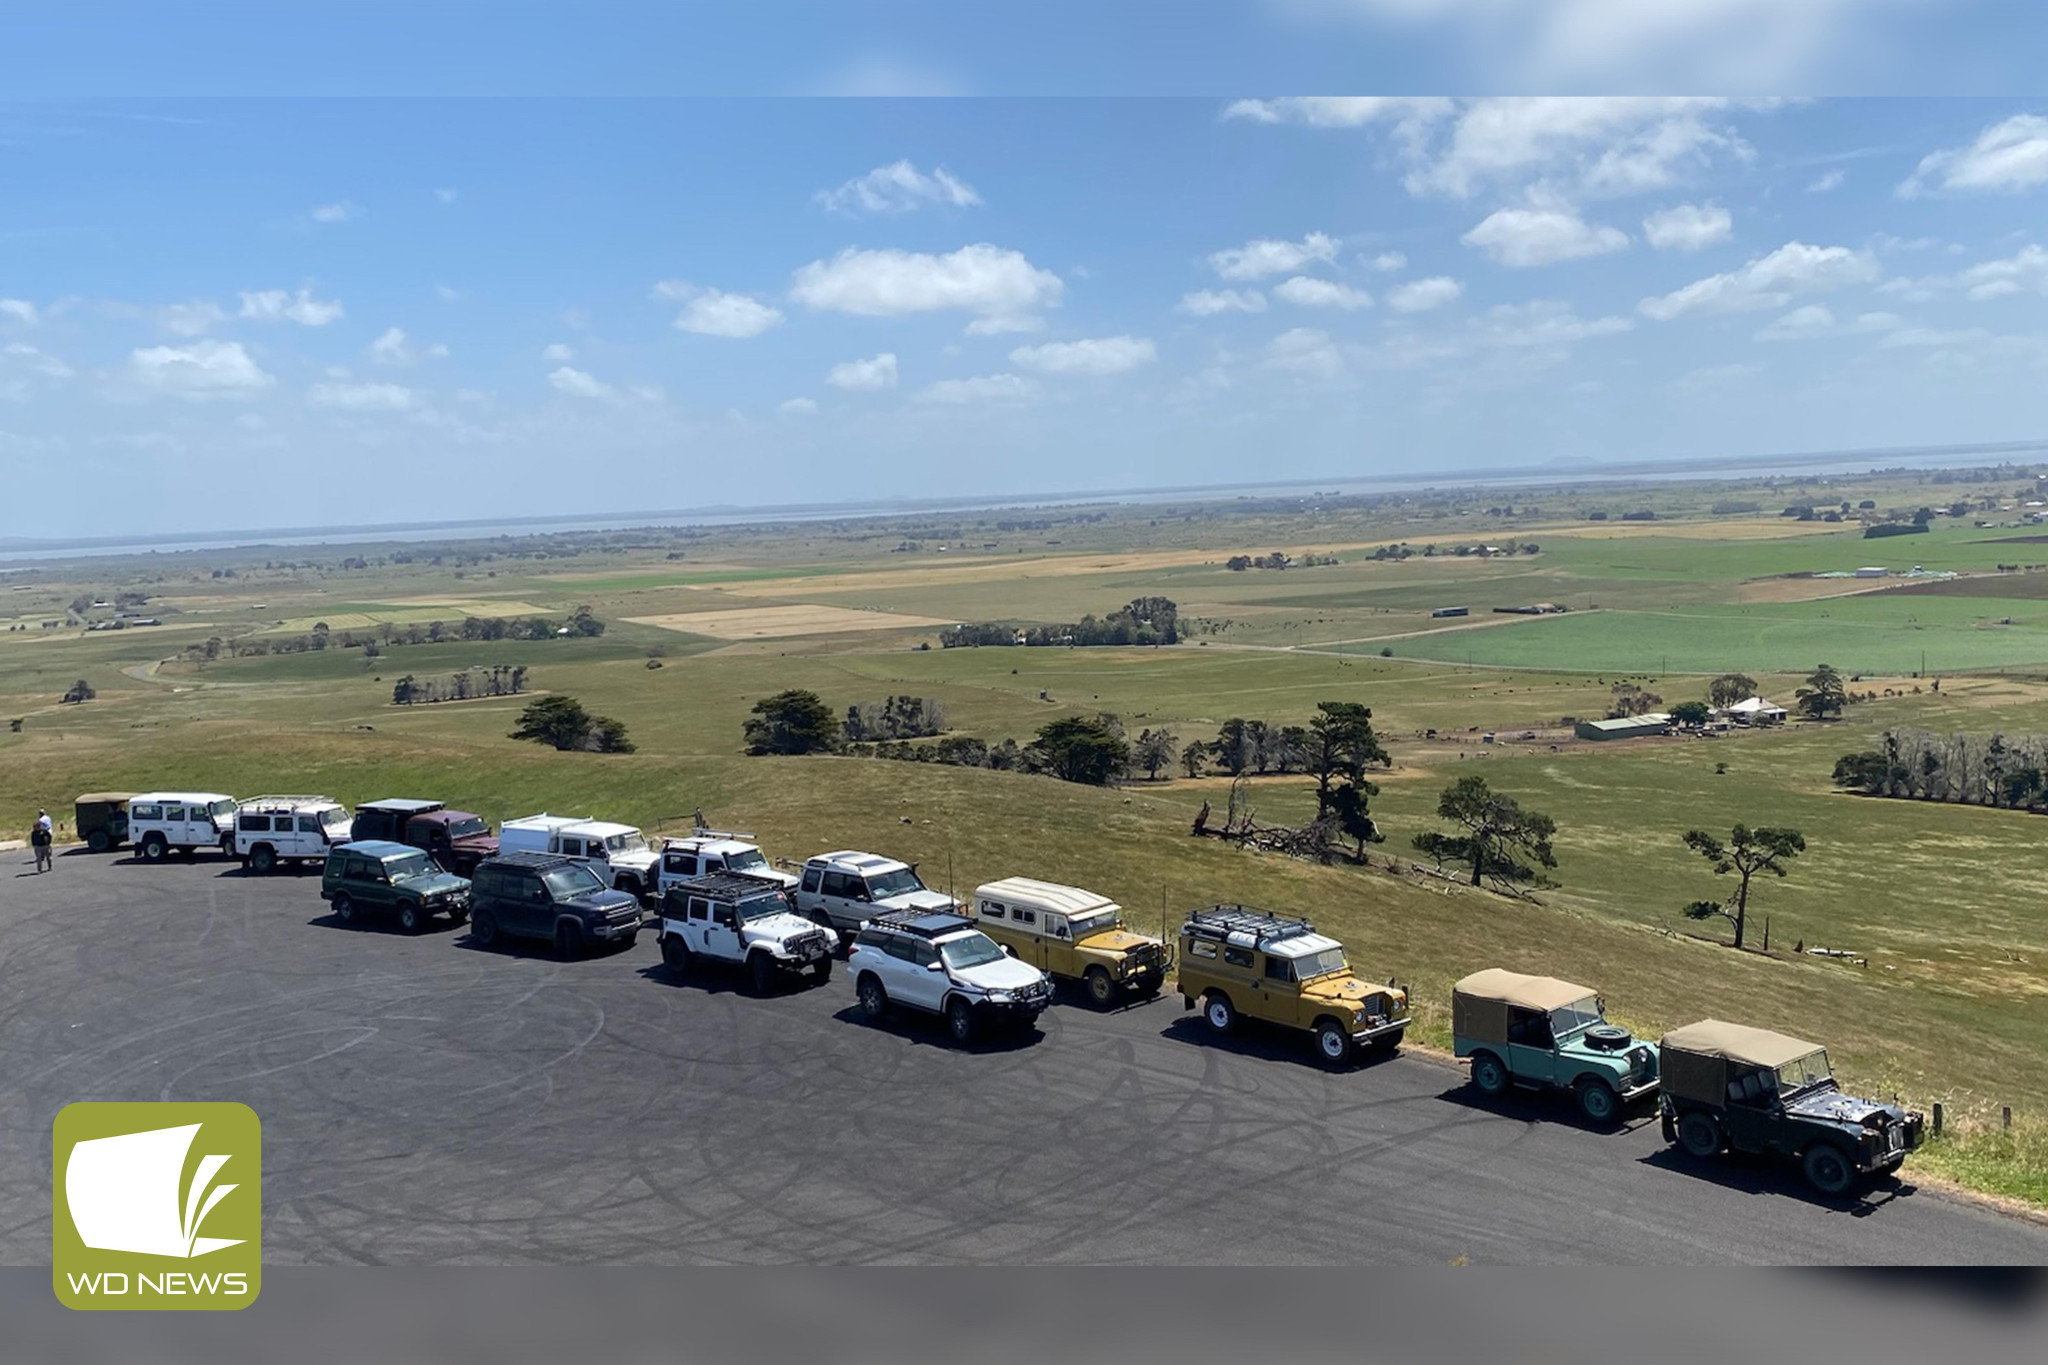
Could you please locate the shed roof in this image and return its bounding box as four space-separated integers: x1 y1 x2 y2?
1453 968 1594 1011
1661 1019 1819 1069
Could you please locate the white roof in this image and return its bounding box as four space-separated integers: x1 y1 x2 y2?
665 836 755 855
501 813 580 833
131 791 235 805
975 877 1118 917
809 849 910 873
1265 931 1343 959
563 819 639 839
1723 697 1785 714
240 794 342 811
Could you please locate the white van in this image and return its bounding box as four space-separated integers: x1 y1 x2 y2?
232 795 354 873
499 814 661 896
127 792 239 861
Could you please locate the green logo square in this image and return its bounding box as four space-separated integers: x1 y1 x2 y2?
52 1102 262 1311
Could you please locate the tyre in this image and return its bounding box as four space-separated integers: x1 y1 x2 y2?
1677 1111 1723 1158
748 952 776 995
1575 1078 1620 1126
661 935 689 975
1802 1143 1856 1196
1469 1051 1509 1096
1136 971 1164 999
141 834 168 862
857 974 889 1020
946 996 976 1046
554 921 584 959
250 845 277 875
810 957 832 985
470 909 498 948
397 902 421 935
447 903 470 925
1203 992 1235 1034
1313 1019 1352 1066
1084 966 1116 1009
87 828 112 854
332 892 356 926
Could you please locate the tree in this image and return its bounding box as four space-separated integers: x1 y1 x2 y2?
1025 716 1130 786
392 675 418 706
507 694 629 753
585 716 636 753
1607 681 1664 718
61 678 96 704
1412 776 1559 890
1708 673 1759 709
1306 701 1389 816
1669 700 1712 727
1795 663 1847 720
1133 727 1178 781
1326 780 1383 861
742 689 839 755
1680 824 1805 950
1180 741 1206 779
1209 718 1266 776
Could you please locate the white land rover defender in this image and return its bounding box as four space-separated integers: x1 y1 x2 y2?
658 872 835 992
794 850 959 940
499 814 661 897
655 831 798 898
127 792 239 861
233 795 354 873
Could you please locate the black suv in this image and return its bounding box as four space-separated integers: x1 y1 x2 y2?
468 852 642 956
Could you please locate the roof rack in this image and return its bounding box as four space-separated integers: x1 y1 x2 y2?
1182 905 1316 947
662 871 788 902
240 794 337 807
864 907 971 938
666 828 757 843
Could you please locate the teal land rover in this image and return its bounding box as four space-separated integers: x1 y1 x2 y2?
321 839 472 934
1453 968 1660 1125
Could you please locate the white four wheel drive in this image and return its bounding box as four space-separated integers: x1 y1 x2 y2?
126 792 239 861
233 795 353 873
658 872 836 993
849 909 1054 1046
498 813 661 896
655 831 798 898
795 850 959 939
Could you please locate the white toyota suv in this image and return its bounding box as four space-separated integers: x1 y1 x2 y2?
848 910 1053 1045
499 814 661 897
232 795 353 873
657 872 835 992
796 850 958 940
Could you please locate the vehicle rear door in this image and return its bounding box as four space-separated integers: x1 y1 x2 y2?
362 857 399 913
820 870 869 931
891 935 946 1011
702 897 744 963
295 813 326 858
503 870 550 937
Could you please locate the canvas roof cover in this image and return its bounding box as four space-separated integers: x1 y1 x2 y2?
1453 968 1593 1012
1661 1019 1818 1069
74 792 135 805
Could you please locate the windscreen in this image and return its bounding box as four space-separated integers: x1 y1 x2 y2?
938 933 1005 971
1067 909 1121 938
1290 946 1348 979
726 848 768 871
208 799 237 818
320 806 350 829
866 867 924 899
605 832 647 854
1774 1049 1833 1095
543 865 606 899
1550 996 1604 1037
386 852 436 881
445 816 488 840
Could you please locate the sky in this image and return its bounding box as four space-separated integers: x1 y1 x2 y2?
4 84 2048 540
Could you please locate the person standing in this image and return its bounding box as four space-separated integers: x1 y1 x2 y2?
31 809 54 873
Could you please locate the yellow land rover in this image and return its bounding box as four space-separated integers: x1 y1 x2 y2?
971 877 1174 1007
1177 905 1408 1066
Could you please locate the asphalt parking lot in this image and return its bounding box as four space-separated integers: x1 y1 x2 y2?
4 848 2045 1264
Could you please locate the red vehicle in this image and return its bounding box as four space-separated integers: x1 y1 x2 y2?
349 798 500 876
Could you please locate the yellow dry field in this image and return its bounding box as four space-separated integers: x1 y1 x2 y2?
263 601 555 633
625 603 958 639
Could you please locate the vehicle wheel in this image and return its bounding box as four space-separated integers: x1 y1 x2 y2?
1469 1052 1509 1096
661 935 689 975
554 921 584 959
87 828 112 854
1084 966 1116 1009
1203 992 1235 1033
397 902 421 935
946 996 976 1046
749 952 776 995
1677 1111 1723 1158
1803 1143 1856 1196
332 892 356 926
1575 1078 1620 1126
250 845 277 875
1137 971 1164 999
470 909 498 948
620 875 643 900
141 835 168 862
857 974 889 1020
447 903 469 925
810 957 832 984
220 836 235 857
1314 1019 1352 1066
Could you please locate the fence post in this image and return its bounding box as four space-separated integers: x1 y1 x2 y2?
2004 1106 2013 1131
1763 917 1770 953
1932 1102 1944 1135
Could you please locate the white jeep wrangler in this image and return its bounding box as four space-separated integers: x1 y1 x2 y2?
658 872 835 992
655 831 798 898
499 814 660 897
794 850 959 940
233 795 354 873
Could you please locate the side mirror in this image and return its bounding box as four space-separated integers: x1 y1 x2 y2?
1003 945 1016 957
925 960 945 972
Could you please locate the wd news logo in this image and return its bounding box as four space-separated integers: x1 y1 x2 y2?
53 1102 261 1310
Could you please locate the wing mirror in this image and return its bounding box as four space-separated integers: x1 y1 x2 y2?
1003 945 1016 957
925 960 945 972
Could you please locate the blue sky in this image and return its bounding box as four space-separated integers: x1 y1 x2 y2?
4 95 2048 538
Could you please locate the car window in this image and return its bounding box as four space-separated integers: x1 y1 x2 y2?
802 866 822 893
542 865 604 899
712 904 735 928
667 853 696 876
299 815 322 833
1013 906 1037 926
822 871 864 900
132 803 162 821
1507 1008 1555 1048
1047 916 1070 940
1223 945 1253 968
911 941 939 968
1263 955 1294 982
1188 939 1217 959
853 928 886 949
165 806 186 822
882 935 919 962
688 896 709 922
342 856 368 879
239 814 269 832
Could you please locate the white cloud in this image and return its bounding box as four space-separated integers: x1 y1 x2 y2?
1387 275 1464 312
1638 240 1879 319
790 244 1063 329
435 187 458 204
1753 303 1838 341
1261 327 1347 381
308 381 415 411
435 284 462 302
1008 335 1157 376
779 397 819 416
963 313 1045 335
308 200 360 224
827 352 900 390
548 366 615 400
655 284 783 338
238 288 344 326
1807 169 1845 193
1222 96 1453 130
3 341 73 379
542 343 575 361
1368 251 1408 272
1641 202 1732 252
127 339 274 400
1208 232 1339 280
0 299 37 326
816 160 982 214
1273 276 1374 310
370 327 416 364
912 373 1039 404
1472 299 1633 347
1899 114 2048 197
158 301 228 337
1176 288 1266 315
1956 243 2048 300
1462 205 1629 266
1419 98 1756 199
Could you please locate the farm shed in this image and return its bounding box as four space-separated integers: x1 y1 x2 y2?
1720 697 1788 726
1575 715 1671 741
1431 606 1469 618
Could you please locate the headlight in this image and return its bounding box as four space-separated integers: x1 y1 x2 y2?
986 990 1014 1004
